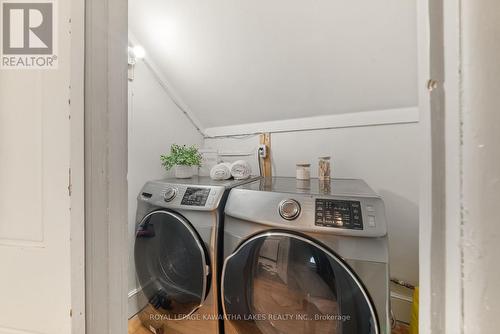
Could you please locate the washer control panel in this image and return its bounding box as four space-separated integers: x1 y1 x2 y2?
315 199 363 230
225 180 387 237
139 181 225 211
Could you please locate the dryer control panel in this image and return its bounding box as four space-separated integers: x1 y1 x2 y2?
139 181 225 211
315 199 363 230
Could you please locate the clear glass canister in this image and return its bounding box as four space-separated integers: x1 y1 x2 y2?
318 156 331 180
296 163 311 180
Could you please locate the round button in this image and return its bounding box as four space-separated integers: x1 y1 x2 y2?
163 187 177 202
279 199 301 220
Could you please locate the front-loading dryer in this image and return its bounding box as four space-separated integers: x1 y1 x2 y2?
133 176 260 334
221 177 390 334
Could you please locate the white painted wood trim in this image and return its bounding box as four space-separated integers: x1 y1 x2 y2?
128 288 142 319
203 107 419 138
85 0 128 332
416 0 433 332
70 0 85 332
127 285 150 319
443 0 463 333
418 0 462 332
128 277 156 319
459 2 500 332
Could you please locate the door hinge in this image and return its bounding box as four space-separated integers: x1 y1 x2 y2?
427 79 439 92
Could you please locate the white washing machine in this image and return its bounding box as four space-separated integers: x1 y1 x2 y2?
221 177 390 334
133 176 260 334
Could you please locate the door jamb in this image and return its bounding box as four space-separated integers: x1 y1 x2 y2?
84 0 129 332
70 0 86 332
80 0 465 332
418 0 463 332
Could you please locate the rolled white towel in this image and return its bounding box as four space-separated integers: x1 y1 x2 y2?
210 163 232 180
230 160 252 180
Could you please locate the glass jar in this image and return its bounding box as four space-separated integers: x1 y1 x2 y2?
319 179 331 194
296 179 311 193
318 156 331 180
296 163 311 180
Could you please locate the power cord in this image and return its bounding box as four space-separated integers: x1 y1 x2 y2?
257 150 263 177
257 144 268 177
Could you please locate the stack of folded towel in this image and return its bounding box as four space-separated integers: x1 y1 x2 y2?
210 160 252 180
229 160 252 180
210 162 232 180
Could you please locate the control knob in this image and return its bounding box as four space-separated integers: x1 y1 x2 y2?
279 199 301 220
163 187 177 202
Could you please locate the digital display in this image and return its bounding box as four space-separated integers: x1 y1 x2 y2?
315 199 363 230
181 187 211 206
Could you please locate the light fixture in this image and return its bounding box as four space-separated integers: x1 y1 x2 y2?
128 45 146 65
132 45 146 59
128 45 146 81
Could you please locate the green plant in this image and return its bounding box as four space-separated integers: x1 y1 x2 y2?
160 144 202 171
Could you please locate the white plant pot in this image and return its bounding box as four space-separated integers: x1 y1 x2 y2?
174 165 194 179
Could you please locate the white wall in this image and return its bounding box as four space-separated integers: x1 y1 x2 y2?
205 122 420 286
128 0 420 322
130 0 418 127
128 60 204 316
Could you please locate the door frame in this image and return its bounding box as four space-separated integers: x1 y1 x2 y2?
84 0 129 332
417 0 463 333
70 0 86 332
81 0 462 333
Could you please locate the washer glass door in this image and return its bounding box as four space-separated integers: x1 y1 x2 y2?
222 232 378 334
135 210 210 320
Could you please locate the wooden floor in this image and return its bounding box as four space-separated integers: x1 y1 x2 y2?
128 315 410 334
128 316 153 334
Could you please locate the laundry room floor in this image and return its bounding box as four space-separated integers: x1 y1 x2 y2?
128 316 151 334
128 315 410 334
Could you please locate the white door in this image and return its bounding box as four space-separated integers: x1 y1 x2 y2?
0 0 79 332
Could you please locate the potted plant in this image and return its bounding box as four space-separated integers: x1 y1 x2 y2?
160 144 202 178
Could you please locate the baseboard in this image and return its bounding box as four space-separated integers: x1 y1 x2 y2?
390 283 414 324
128 286 148 319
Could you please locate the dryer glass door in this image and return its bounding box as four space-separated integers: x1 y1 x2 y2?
135 210 210 320
222 232 379 334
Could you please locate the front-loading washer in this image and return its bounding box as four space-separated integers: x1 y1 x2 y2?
133 176 260 334
221 177 390 334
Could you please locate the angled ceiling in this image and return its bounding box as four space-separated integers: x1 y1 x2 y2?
129 0 418 128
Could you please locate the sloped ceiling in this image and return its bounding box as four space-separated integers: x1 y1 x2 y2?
129 0 418 128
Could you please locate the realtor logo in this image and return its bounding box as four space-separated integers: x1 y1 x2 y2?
1 0 57 69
